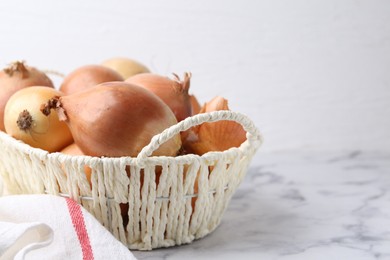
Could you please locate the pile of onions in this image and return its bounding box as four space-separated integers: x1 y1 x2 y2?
59 64 124 95
4 86 73 152
41 81 181 157
0 61 54 131
181 96 247 155
101 57 150 79
126 72 192 122
0 58 248 162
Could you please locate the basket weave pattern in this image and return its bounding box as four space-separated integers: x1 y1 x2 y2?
0 111 262 250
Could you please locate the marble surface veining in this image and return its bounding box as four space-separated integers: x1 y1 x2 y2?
132 151 390 260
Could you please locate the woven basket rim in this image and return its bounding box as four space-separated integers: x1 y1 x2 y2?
0 110 262 166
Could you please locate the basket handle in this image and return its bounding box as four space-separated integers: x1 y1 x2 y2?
136 110 262 162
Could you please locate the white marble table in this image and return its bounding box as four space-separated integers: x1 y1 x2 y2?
132 151 390 260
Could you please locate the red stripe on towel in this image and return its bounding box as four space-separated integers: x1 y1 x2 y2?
66 198 94 260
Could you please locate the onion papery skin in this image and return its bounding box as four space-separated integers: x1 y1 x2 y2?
59 65 124 95
190 94 201 115
101 57 150 79
126 72 192 122
43 82 182 158
181 96 247 155
4 86 73 152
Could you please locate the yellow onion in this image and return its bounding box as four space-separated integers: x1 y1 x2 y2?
4 86 73 152
59 64 124 95
41 82 181 157
0 61 54 131
181 96 247 155
126 72 192 122
101 57 150 79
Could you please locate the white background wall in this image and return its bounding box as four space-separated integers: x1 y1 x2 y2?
0 0 389 152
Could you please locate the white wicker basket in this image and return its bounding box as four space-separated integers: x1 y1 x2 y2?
0 110 262 250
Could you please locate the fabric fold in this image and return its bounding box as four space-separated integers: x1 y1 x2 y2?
0 194 136 260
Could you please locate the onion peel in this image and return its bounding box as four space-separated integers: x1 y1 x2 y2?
181 96 247 155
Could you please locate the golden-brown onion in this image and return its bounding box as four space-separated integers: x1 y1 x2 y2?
190 94 201 115
42 82 181 157
59 64 124 95
126 72 192 122
4 86 73 152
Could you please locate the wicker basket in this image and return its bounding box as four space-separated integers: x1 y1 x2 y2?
0 110 262 250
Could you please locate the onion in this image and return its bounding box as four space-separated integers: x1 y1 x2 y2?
181 96 247 155
61 142 83 155
59 64 124 95
0 61 54 131
41 81 181 157
125 72 192 122
190 94 201 115
61 143 92 185
4 86 73 152
101 57 150 79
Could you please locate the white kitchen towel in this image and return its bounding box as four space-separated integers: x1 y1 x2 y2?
0 194 137 260
0 221 53 260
